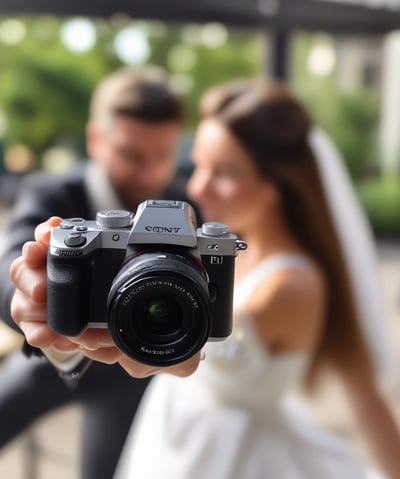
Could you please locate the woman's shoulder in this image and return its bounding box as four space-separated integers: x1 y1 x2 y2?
249 260 326 321
270 259 326 298
241 253 326 306
244 257 326 351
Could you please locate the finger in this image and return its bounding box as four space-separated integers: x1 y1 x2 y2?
67 329 114 350
34 217 62 247
9 258 47 303
118 355 159 378
22 241 48 269
19 321 57 349
52 337 81 352
163 351 201 377
78 347 121 365
10 289 47 327
19 321 77 352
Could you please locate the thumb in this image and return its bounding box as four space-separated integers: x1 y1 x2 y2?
34 217 62 247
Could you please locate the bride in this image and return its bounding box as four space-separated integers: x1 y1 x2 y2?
115 77 400 479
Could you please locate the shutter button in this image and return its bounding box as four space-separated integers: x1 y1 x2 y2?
65 233 86 247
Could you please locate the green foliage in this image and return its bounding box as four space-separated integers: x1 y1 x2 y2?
357 175 400 236
180 31 263 128
0 16 124 157
291 33 380 181
145 25 263 129
2 60 92 152
304 88 379 180
0 17 263 161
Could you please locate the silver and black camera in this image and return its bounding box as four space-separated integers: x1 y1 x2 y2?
47 200 247 366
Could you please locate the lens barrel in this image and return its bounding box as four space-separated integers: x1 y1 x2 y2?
107 248 211 366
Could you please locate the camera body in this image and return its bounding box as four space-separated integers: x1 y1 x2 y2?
47 199 247 366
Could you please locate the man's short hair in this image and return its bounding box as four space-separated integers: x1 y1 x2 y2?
89 66 185 127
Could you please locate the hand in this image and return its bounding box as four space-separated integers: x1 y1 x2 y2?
10 217 77 352
10 217 201 378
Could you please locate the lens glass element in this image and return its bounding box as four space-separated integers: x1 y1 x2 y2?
143 296 182 335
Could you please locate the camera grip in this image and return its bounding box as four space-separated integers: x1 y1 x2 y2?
47 253 91 336
203 255 235 339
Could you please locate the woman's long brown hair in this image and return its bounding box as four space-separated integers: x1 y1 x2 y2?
200 77 373 386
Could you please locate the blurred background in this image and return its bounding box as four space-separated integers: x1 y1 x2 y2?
0 1 399 234
0 0 400 235
0 1 400 477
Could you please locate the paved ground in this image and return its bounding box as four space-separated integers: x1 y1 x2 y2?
0 207 399 479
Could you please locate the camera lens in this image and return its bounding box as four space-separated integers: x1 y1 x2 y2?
143 297 182 335
107 247 211 367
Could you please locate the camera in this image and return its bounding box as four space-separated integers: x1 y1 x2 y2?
47 200 247 367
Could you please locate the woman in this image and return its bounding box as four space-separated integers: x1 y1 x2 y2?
115 77 400 478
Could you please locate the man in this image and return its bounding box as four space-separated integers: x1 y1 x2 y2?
0 65 198 479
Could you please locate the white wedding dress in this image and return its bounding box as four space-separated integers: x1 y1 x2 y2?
115 254 384 479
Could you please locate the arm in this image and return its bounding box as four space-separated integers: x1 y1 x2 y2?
342 368 400 479
9 217 201 378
